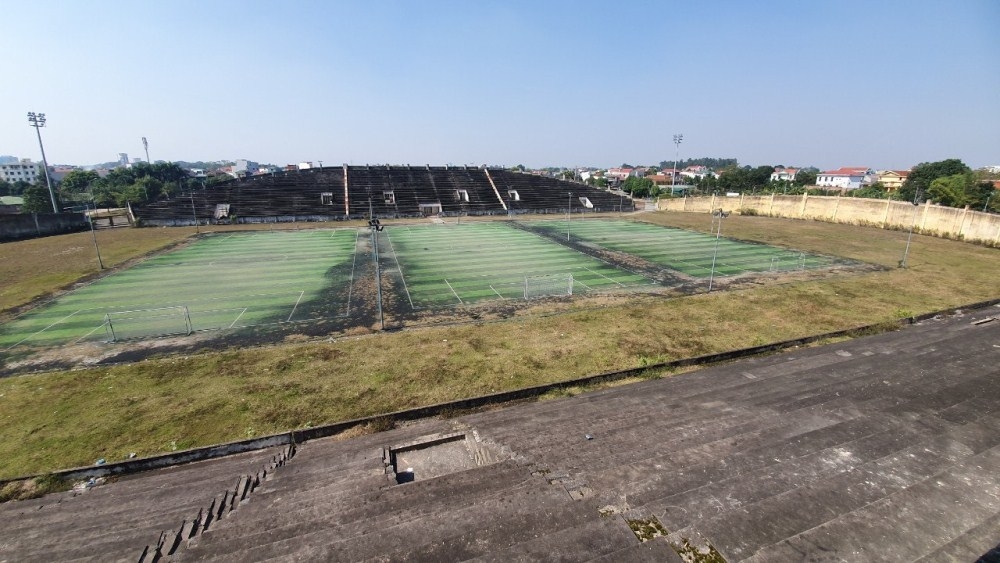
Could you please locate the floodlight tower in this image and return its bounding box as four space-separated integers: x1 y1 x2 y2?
27 112 59 213
671 133 683 194
142 137 150 165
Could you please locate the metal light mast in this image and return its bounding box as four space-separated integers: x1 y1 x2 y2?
27 112 59 213
671 133 683 194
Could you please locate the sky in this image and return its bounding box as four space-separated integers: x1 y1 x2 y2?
1 0 998 171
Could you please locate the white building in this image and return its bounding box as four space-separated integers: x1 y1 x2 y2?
770 167 799 182
816 167 876 190
0 159 41 184
229 159 260 178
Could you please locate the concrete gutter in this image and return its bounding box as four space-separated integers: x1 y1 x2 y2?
6 297 998 485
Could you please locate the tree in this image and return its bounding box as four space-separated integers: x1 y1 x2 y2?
0 179 10 196
21 183 57 213
622 176 655 198
794 169 817 187
899 159 970 203
58 170 101 204
850 182 890 200
927 173 973 207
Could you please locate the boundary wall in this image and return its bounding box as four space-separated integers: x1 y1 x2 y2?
0 212 89 241
659 194 1000 246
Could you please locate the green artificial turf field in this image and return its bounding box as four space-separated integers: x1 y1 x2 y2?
0 229 358 349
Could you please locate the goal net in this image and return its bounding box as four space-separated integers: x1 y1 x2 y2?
104 305 193 342
524 273 574 299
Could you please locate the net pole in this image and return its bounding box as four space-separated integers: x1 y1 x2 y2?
104 313 116 343
184 306 193 335
524 277 528 300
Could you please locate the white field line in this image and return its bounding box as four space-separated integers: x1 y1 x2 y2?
489 285 506 300
345 229 360 317
574 278 595 292
582 266 625 287
3 310 83 351
383 229 415 308
286 291 305 322
229 307 249 328
443 278 464 305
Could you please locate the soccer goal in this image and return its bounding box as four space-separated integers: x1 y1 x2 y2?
523 273 574 299
104 305 193 342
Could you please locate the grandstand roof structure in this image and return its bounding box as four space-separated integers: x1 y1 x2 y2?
3 309 999 561
135 166 635 225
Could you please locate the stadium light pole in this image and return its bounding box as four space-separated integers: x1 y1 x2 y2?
142 136 150 165
27 112 59 213
671 133 683 195
984 193 993 213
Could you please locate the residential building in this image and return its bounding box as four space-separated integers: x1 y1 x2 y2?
770 167 799 182
816 167 877 190
0 159 41 184
605 167 635 181
877 170 910 192
680 165 713 181
228 159 260 178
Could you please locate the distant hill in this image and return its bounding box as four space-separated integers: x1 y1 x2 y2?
0 155 19 164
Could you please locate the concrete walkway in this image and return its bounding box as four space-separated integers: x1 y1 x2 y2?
2 307 999 561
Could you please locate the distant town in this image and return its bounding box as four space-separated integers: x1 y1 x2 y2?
1 153 998 216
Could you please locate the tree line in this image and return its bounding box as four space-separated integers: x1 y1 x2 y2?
1 162 219 213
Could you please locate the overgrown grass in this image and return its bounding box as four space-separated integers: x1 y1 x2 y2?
0 212 997 479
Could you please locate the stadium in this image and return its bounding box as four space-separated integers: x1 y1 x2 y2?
1 166 999 561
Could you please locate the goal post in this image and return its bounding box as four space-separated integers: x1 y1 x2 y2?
104 305 193 342
523 273 574 299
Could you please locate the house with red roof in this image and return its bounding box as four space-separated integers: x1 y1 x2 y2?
816 167 876 190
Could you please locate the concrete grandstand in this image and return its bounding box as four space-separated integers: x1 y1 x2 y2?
135 166 634 225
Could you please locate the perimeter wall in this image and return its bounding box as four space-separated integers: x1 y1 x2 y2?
658 194 1000 246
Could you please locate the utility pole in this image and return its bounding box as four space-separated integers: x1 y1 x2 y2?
142 137 150 165
567 192 572 240
27 112 59 213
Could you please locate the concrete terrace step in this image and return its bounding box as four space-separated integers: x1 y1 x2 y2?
739 444 1000 562
641 421 977 537
466 514 639 562
613 411 922 508
180 460 533 558
181 475 576 562
915 511 1000 562
684 440 1000 562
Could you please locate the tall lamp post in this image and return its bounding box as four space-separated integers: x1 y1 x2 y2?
671 133 683 195
27 112 59 213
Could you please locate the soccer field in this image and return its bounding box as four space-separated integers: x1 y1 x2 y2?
0 230 359 350
530 219 841 277
1 219 854 350
381 222 652 308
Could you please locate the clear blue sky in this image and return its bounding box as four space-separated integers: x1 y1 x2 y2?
2 0 998 170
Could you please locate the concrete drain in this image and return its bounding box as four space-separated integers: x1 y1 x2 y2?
383 431 506 484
